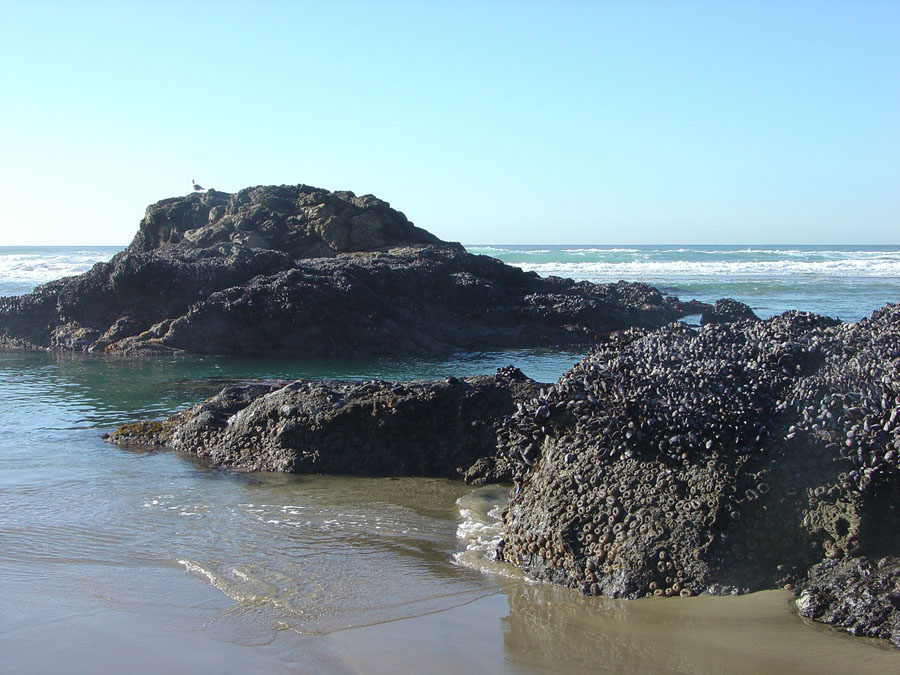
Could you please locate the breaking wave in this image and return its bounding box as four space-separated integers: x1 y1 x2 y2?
0 246 120 284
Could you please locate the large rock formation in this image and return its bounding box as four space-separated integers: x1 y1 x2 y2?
495 303 900 646
107 366 542 484
0 184 703 355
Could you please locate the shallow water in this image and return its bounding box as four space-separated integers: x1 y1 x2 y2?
1 349 897 673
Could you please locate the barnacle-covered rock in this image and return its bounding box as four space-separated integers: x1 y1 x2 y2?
700 298 760 325
497 303 900 646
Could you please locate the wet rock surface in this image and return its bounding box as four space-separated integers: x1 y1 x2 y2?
495 303 900 646
797 556 900 647
108 366 543 483
0 184 702 355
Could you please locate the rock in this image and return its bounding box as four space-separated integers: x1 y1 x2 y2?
126 185 442 256
0 184 706 355
495 303 900 645
107 367 544 480
700 298 759 325
798 556 900 648
103 420 174 445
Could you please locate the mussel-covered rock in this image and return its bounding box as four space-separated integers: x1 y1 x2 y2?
496 303 900 646
700 298 759 325
107 366 543 483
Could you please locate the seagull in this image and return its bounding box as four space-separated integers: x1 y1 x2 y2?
192 179 205 192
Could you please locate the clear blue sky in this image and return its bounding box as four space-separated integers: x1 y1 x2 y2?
1 1 897 245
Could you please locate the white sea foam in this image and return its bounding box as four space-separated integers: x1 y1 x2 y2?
455 505 504 553
467 246 554 255
559 247 641 254
178 559 233 595
453 489 529 580
513 258 900 279
0 248 119 284
177 559 271 606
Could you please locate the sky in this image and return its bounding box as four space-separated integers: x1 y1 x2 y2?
0 1 897 246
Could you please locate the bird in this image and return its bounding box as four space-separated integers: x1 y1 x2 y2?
192 179 205 192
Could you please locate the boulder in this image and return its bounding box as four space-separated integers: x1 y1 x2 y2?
126 185 442 256
797 556 900 645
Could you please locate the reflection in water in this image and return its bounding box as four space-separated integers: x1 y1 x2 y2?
454 488 898 674
498 582 897 674
0 348 582 429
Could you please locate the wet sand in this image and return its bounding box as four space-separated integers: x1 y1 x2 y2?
3 560 896 674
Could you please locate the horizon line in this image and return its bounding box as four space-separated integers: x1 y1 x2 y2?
2 242 900 249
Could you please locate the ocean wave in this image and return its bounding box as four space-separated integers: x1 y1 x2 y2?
466 246 553 255
0 248 118 284
559 247 641 255
474 246 900 266
453 487 527 580
513 259 900 279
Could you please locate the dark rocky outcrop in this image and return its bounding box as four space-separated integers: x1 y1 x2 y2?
700 298 759 325
494 303 900 646
126 186 443 256
0 184 704 355
108 366 543 483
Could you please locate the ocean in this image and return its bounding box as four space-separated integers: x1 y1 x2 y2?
466 244 900 322
1 245 898 673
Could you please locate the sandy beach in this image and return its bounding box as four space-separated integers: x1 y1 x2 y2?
4 556 897 674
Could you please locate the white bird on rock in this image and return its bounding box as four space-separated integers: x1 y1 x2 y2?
192 179 205 192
